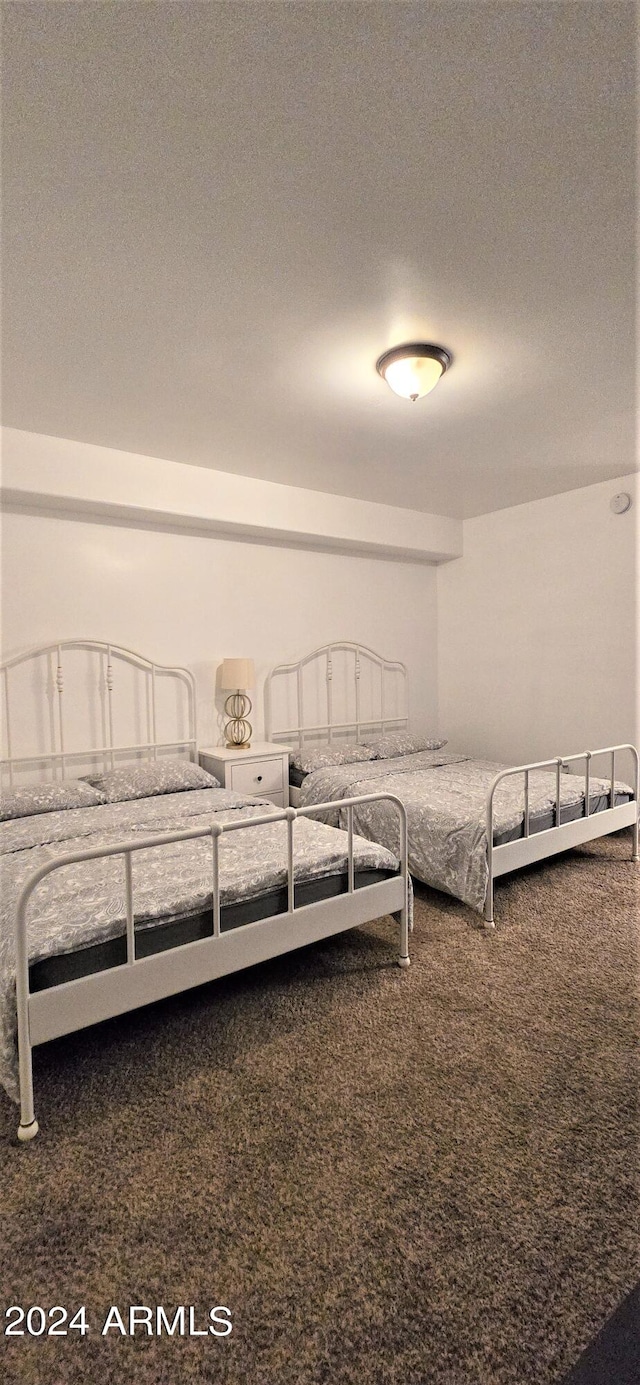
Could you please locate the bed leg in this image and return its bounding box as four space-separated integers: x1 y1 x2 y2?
17 1119 39 1143
483 883 495 930
17 1038 38 1142
632 815 639 862
397 906 410 968
15 888 39 1141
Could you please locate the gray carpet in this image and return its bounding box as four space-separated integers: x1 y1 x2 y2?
1 831 638 1385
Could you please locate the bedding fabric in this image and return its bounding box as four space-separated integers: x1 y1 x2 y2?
81 757 219 802
298 751 633 915
290 743 374 773
0 786 401 1102
0 779 107 821
367 732 447 759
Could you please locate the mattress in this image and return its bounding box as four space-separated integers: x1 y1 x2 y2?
28 867 394 993
293 753 631 843
493 790 630 845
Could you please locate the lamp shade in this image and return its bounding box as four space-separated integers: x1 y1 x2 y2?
220 658 255 690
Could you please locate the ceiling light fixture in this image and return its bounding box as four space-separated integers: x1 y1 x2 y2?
376 342 452 401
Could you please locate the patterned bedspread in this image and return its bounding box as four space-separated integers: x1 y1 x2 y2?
0 787 400 1102
298 751 633 914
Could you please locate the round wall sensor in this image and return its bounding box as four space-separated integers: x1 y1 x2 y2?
610 492 632 514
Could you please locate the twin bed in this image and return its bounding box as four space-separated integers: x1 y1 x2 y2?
2 637 637 1144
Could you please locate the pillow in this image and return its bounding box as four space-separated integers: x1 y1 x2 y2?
81 757 220 804
290 743 374 774
0 779 107 822
368 732 448 760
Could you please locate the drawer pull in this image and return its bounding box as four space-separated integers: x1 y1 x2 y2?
256 775 263 782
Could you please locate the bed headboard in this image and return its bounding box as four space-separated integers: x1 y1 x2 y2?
264 641 408 750
0 639 197 786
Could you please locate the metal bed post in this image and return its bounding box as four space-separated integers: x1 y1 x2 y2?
354 648 361 743
326 649 333 746
212 825 221 937
15 883 39 1141
631 746 640 861
484 825 495 929
297 667 304 747
395 799 410 966
150 665 158 760
124 854 135 962
346 805 354 893
285 807 296 912
55 648 66 782
106 648 115 769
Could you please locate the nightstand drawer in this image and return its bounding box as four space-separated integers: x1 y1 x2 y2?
229 757 284 796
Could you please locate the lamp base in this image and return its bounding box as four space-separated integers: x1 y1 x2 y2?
223 692 252 749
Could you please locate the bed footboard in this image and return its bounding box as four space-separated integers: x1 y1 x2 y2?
14 794 409 1142
483 744 639 927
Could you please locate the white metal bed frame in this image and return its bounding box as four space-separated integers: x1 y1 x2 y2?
1 640 410 1143
1 638 198 784
265 641 408 749
485 746 639 925
265 641 639 928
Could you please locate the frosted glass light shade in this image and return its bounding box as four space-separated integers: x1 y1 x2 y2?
384 355 443 400
376 343 451 401
220 658 255 690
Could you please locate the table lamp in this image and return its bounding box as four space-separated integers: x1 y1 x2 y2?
220 658 255 748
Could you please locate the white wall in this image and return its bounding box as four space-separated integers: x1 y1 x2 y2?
437 474 638 778
3 433 635 778
1 428 462 564
0 509 438 747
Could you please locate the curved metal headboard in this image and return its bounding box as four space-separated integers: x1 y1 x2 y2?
265 640 408 749
0 639 197 785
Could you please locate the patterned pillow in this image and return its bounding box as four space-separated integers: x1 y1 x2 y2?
81 758 220 804
368 732 448 760
0 779 107 822
291 743 374 774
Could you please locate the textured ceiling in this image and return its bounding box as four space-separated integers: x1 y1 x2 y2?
2 1 636 518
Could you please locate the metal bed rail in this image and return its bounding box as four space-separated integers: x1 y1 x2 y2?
484 744 639 926
14 793 409 1142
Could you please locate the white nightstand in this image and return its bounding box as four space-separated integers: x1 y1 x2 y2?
199 742 292 807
